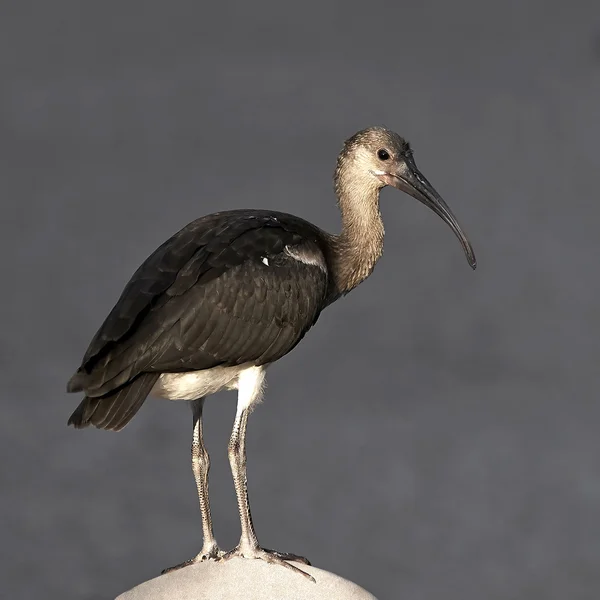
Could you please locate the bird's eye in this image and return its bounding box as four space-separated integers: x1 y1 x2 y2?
377 149 390 161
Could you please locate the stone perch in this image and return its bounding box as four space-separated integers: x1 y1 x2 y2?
116 558 377 600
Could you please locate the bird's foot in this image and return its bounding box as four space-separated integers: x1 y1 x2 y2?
161 543 224 574
219 544 314 582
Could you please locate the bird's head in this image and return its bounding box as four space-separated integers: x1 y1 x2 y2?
336 126 476 270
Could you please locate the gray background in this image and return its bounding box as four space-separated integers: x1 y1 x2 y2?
2 1 599 599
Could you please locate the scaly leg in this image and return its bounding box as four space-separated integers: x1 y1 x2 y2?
162 398 222 574
219 367 314 582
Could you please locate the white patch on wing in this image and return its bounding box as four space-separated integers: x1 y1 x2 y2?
284 244 327 272
262 257 269 266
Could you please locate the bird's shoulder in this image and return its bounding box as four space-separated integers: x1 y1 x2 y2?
169 209 329 290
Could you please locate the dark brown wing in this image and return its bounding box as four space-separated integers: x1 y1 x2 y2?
68 210 329 398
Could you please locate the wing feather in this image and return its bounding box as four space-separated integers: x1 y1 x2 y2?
69 211 329 397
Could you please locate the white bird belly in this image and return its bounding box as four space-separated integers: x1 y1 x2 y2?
151 364 253 401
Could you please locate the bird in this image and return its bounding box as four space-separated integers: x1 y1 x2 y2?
67 126 476 581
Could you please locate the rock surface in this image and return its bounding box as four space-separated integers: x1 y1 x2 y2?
116 558 377 600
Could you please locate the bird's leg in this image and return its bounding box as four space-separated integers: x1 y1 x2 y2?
162 398 222 574
189 397 221 558
219 367 314 582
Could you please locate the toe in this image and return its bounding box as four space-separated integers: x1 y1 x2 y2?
262 547 311 565
219 545 315 582
260 552 315 583
161 558 196 575
162 546 223 574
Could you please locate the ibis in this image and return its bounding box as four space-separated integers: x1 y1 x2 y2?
67 126 476 580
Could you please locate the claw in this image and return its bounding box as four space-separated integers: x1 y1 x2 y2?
219 545 315 583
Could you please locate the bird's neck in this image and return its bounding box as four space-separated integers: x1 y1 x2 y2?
331 187 385 295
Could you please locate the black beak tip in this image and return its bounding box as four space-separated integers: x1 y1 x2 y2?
467 252 477 270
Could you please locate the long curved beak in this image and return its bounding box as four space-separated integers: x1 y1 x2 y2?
374 156 477 269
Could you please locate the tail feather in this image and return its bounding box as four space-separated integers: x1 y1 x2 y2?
67 371 85 393
67 373 159 432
